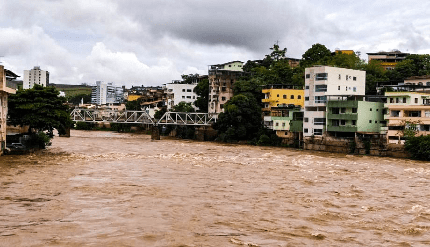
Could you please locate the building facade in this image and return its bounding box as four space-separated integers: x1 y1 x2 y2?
384 92 430 143
367 51 410 70
23 66 49 89
0 66 17 154
91 81 124 105
165 82 198 111
208 61 245 114
303 66 366 137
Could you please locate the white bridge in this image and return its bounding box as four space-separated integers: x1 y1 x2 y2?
70 108 217 126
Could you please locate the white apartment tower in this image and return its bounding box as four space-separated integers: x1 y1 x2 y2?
165 82 199 111
23 66 49 89
303 66 366 137
91 81 124 105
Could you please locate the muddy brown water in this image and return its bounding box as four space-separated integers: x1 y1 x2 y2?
0 130 429 246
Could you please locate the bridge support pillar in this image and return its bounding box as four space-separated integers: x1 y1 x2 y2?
59 128 71 137
151 126 160 140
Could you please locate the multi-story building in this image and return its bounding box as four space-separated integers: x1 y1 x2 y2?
326 95 385 138
384 92 430 143
0 66 17 154
23 66 49 89
404 75 430 87
208 61 245 114
303 66 366 137
165 82 198 111
91 81 124 105
261 85 304 137
367 50 410 70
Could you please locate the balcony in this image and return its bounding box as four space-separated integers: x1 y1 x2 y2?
327 125 357 132
327 100 358 108
326 113 358 120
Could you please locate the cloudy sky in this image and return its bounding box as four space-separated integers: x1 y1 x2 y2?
1 0 429 87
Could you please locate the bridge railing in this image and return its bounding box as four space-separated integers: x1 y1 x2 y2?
157 112 217 126
70 109 218 126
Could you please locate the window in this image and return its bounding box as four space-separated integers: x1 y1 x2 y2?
315 85 327 92
315 73 328 80
186 96 191 99
346 86 348 91
415 98 418 104
369 120 372 123
370 108 372 111
338 86 340 90
390 98 394 103
315 96 327 104
340 120 346 126
187 89 192 92
403 97 407 103
396 98 399 103
291 95 294 99
277 94 279 97
220 104 224 109
353 77 356 81
282 123 285 127
182 89 185 92
221 97 226 101
313 129 323 135
408 111 421 117
352 120 356 126
222 87 226 92
338 74 341 80
332 120 339 126
305 97 309 101
352 108 357 113
314 118 326 125
306 74 310 79
304 118 309 122
391 110 400 117
298 95 302 99
375 121 378 124
283 95 287 99
341 108 346 114
346 75 349 80
425 111 430 117
304 128 308 133
305 86 309 89
353 87 356 92
193 96 195 99
182 96 185 99
332 108 339 114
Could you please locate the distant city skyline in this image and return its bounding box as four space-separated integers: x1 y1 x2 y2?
1 0 429 87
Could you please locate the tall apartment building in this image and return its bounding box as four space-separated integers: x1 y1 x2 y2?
0 66 17 154
91 81 124 105
303 66 366 137
367 50 410 70
208 61 245 114
23 66 49 89
165 82 198 111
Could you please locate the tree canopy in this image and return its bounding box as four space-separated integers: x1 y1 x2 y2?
8 85 72 135
193 78 209 112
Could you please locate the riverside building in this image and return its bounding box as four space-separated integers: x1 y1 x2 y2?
23 66 49 89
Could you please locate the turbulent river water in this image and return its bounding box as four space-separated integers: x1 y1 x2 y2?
0 130 430 246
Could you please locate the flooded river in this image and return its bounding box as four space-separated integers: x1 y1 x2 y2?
1 130 429 246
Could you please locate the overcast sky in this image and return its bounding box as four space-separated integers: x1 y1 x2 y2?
1 0 429 87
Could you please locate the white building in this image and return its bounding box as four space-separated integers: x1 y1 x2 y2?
23 66 49 89
165 83 198 110
303 66 366 137
91 81 124 105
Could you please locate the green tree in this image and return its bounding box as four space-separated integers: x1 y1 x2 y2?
301 43 332 68
193 78 209 112
8 85 72 136
67 93 91 105
125 100 142 110
405 135 430 161
213 94 263 142
388 54 430 82
172 102 195 112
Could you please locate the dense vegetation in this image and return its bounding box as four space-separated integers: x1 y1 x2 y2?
405 135 430 160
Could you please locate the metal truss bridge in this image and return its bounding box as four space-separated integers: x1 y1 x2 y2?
70 108 217 126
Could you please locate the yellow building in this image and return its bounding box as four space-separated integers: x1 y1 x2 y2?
262 86 304 110
127 94 142 101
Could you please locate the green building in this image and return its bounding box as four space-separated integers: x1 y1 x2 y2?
326 96 386 137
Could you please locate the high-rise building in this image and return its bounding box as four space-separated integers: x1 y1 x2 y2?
23 66 49 89
91 81 124 105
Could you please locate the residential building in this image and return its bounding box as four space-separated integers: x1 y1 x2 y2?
208 61 245 114
261 84 304 135
23 66 49 89
303 66 366 137
367 50 410 70
0 65 17 155
326 95 385 138
384 91 430 143
404 75 430 87
165 82 198 111
91 81 124 105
